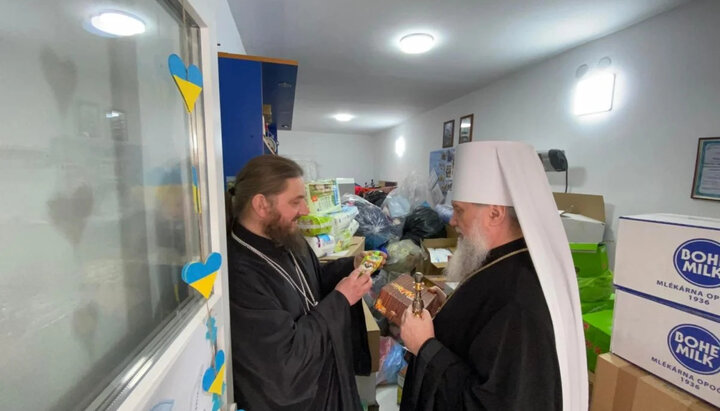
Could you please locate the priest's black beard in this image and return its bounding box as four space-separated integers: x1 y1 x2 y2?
265 209 306 255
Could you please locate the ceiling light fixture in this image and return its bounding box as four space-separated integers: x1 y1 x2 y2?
90 11 146 37
399 33 435 54
333 113 354 122
573 72 616 116
395 136 406 157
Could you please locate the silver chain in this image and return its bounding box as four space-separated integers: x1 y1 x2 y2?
231 232 318 313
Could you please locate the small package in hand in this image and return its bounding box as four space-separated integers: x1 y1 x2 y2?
359 251 384 276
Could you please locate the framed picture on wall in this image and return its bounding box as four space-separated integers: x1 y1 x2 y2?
442 119 455 148
459 114 474 144
691 137 720 201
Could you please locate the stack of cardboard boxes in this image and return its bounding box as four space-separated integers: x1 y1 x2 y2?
553 193 616 374
592 353 715 410
600 214 720 408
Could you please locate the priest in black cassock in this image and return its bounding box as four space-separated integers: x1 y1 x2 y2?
226 155 384 411
400 141 588 411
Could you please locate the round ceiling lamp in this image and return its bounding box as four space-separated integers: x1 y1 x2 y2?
333 113 355 122
90 11 146 37
399 33 435 54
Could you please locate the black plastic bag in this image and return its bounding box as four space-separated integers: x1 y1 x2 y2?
342 194 398 249
365 190 388 207
402 206 447 246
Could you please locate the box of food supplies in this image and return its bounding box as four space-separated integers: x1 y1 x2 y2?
583 309 613 372
571 243 610 277
305 180 341 214
614 214 720 316
553 193 607 244
611 289 720 407
560 212 605 244
318 237 365 263
421 238 457 278
591 352 716 411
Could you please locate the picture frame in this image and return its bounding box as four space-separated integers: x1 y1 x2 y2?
442 119 455 148
459 114 474 144
691 137 720 201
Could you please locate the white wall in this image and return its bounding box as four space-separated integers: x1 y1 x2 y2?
279 130 376 186
374 0 720 261
215 0 246 54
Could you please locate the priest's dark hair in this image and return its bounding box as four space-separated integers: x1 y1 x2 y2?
227 155 304 226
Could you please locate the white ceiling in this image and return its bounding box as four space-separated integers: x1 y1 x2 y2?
228 0 688 135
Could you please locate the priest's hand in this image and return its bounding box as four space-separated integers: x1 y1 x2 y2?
400 307 435 355
426 286 447 305
335 268 373 306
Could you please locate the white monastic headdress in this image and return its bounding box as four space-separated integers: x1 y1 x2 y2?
454 141 588 411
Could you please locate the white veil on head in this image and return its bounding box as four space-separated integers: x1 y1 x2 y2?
453 140 588 411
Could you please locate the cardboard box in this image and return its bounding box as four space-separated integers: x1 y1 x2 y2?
571 243 610 277
421 238 457 277
611 290 720 407
305 180 341 214
591 352 647 411
634 373 717 411
553 192 606 222
362 300 380 373
553 193 607 244
591 353 716 411
445 224 458 238
560 212 606 244
583 309 613 372
335 178 355 198
319 237 365 263
614 214 720 316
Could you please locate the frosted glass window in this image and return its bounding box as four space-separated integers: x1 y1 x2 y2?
0 1 208 409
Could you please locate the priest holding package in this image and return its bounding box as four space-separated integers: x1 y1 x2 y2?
227 155 385 411
400 141 587 411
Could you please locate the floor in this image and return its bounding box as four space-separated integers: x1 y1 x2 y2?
376 385 399 411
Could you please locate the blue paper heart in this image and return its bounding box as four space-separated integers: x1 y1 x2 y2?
205 316 217 343
202 350 225 393
182 252 222 284
212 395 221 411
168 54 202 87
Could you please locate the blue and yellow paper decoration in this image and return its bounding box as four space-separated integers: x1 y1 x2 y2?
211 384 225 411
205 316 217 344
182 252 222 299
203 350 226 396
192 166 202 214
168 54 203 113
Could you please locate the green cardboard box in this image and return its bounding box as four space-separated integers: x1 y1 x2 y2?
582 309 613 372
581 294 615 314
570 243 609 277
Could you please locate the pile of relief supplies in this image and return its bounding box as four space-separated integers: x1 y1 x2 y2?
571 242 615 373
300 180 361 257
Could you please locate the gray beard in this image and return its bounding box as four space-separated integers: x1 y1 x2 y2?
445 227 490 282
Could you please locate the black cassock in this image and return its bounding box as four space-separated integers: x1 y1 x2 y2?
228 224 370 411
401 238 562 411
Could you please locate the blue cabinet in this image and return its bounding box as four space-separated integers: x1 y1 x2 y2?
218 53 298 186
